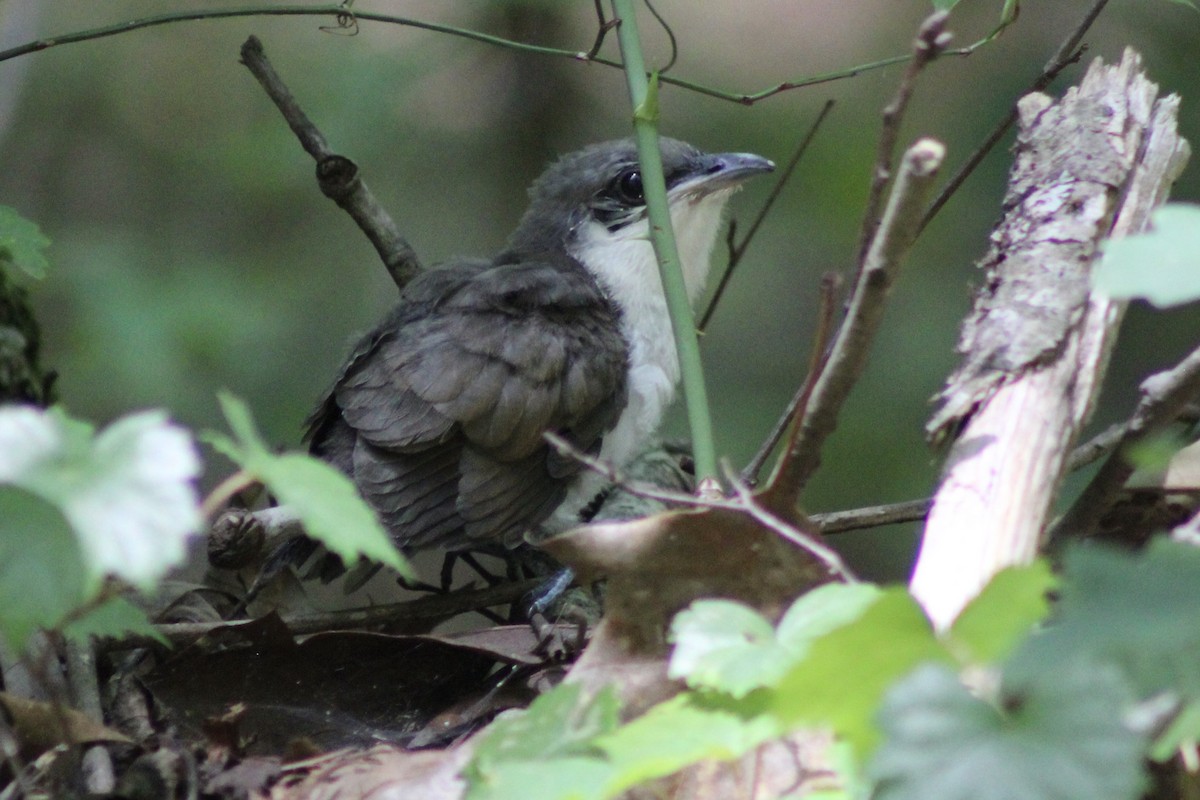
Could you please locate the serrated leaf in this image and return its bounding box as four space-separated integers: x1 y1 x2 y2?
467 758 611 800
0 406 201 591
668 600 779 696
870 664 1145 800
669 585 881 698
771 588 951 755
0 206 50 279
475 683 619 764
948 562 1054 664
1007 539 1200 703
466 684 618 800
62 596 166 647
597 694 781 794
1094 204 1200 307
214 391 411 579
776 582 883 648
0 487 88 651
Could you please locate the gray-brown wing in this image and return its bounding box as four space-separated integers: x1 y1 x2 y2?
310 257 628 551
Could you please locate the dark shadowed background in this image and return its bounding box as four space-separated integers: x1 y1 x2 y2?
0 1 1196 579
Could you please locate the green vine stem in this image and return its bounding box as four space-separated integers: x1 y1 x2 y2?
0 4 1004 105
609 0 718 487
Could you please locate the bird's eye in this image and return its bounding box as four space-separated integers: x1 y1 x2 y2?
612 168 644 205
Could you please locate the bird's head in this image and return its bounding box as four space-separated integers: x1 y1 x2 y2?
506 138 774 303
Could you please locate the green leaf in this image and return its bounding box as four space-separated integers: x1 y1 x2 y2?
1007 539 1200 703
0 406 201 591
948 562 1055 664
0 206 51 279
770 587 952 755
466 758 612 800
62 596 166 647
0 487 88 651
1000 0 1020 24
930 0 960 10
669 585 882 698
668 600 779 696
1093 204 1200 307
869 664 1146 800
466 683 618 800
633 71 659 124
597 694 782 793
214 391 411 579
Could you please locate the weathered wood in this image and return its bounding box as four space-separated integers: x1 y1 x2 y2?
912 49 1191 630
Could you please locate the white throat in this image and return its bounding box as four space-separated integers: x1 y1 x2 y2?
556 189 733 515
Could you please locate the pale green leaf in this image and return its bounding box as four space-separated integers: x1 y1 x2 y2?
214 391 411 579
1094 204 1200 308
0 406 201 590
466 684 619 800
669 584 881 698
598 694 781 794
771 588 951 755
62 596 166 647
948 561 1054 664
0 206 51 279
0 487 88 651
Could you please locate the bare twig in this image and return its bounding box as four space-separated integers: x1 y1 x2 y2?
741 272 841 485
814 498 932 534
100 578 546 651
1051 342 1200 544
699 100 835 332
723 463 857 583
543 432 741 512
853 12 951 270
763 139 945 512
581 0 618 61
803 424 1136 536
919 0 1112 232
239 35 422 290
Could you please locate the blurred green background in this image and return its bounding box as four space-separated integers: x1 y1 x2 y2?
0 1 1196 579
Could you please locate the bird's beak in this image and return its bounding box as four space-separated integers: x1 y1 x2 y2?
670 152 775 198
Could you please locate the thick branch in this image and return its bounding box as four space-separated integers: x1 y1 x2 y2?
239 36 421 289
762 139 944 513
912 50 1190 630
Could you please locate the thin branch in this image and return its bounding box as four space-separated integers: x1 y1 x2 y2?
853 11 951 270
641 0 678 73
581 0 618 61
814 498 932 534
0 5 985 106
239 35 422 290
699 100 835 332
803 426 1136 536
200 468 255 520
543 432 742 512
763 139 945 511
741 271 841 485
723 463 858 583
99 579 547 651
1051 342 1200 545
919 0 1112 232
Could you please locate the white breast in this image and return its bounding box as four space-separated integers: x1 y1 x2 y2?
553 189 734 522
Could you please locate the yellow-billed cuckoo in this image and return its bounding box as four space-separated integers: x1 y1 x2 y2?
301 137 773 578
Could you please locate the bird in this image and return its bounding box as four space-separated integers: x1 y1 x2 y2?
299 137 774 580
